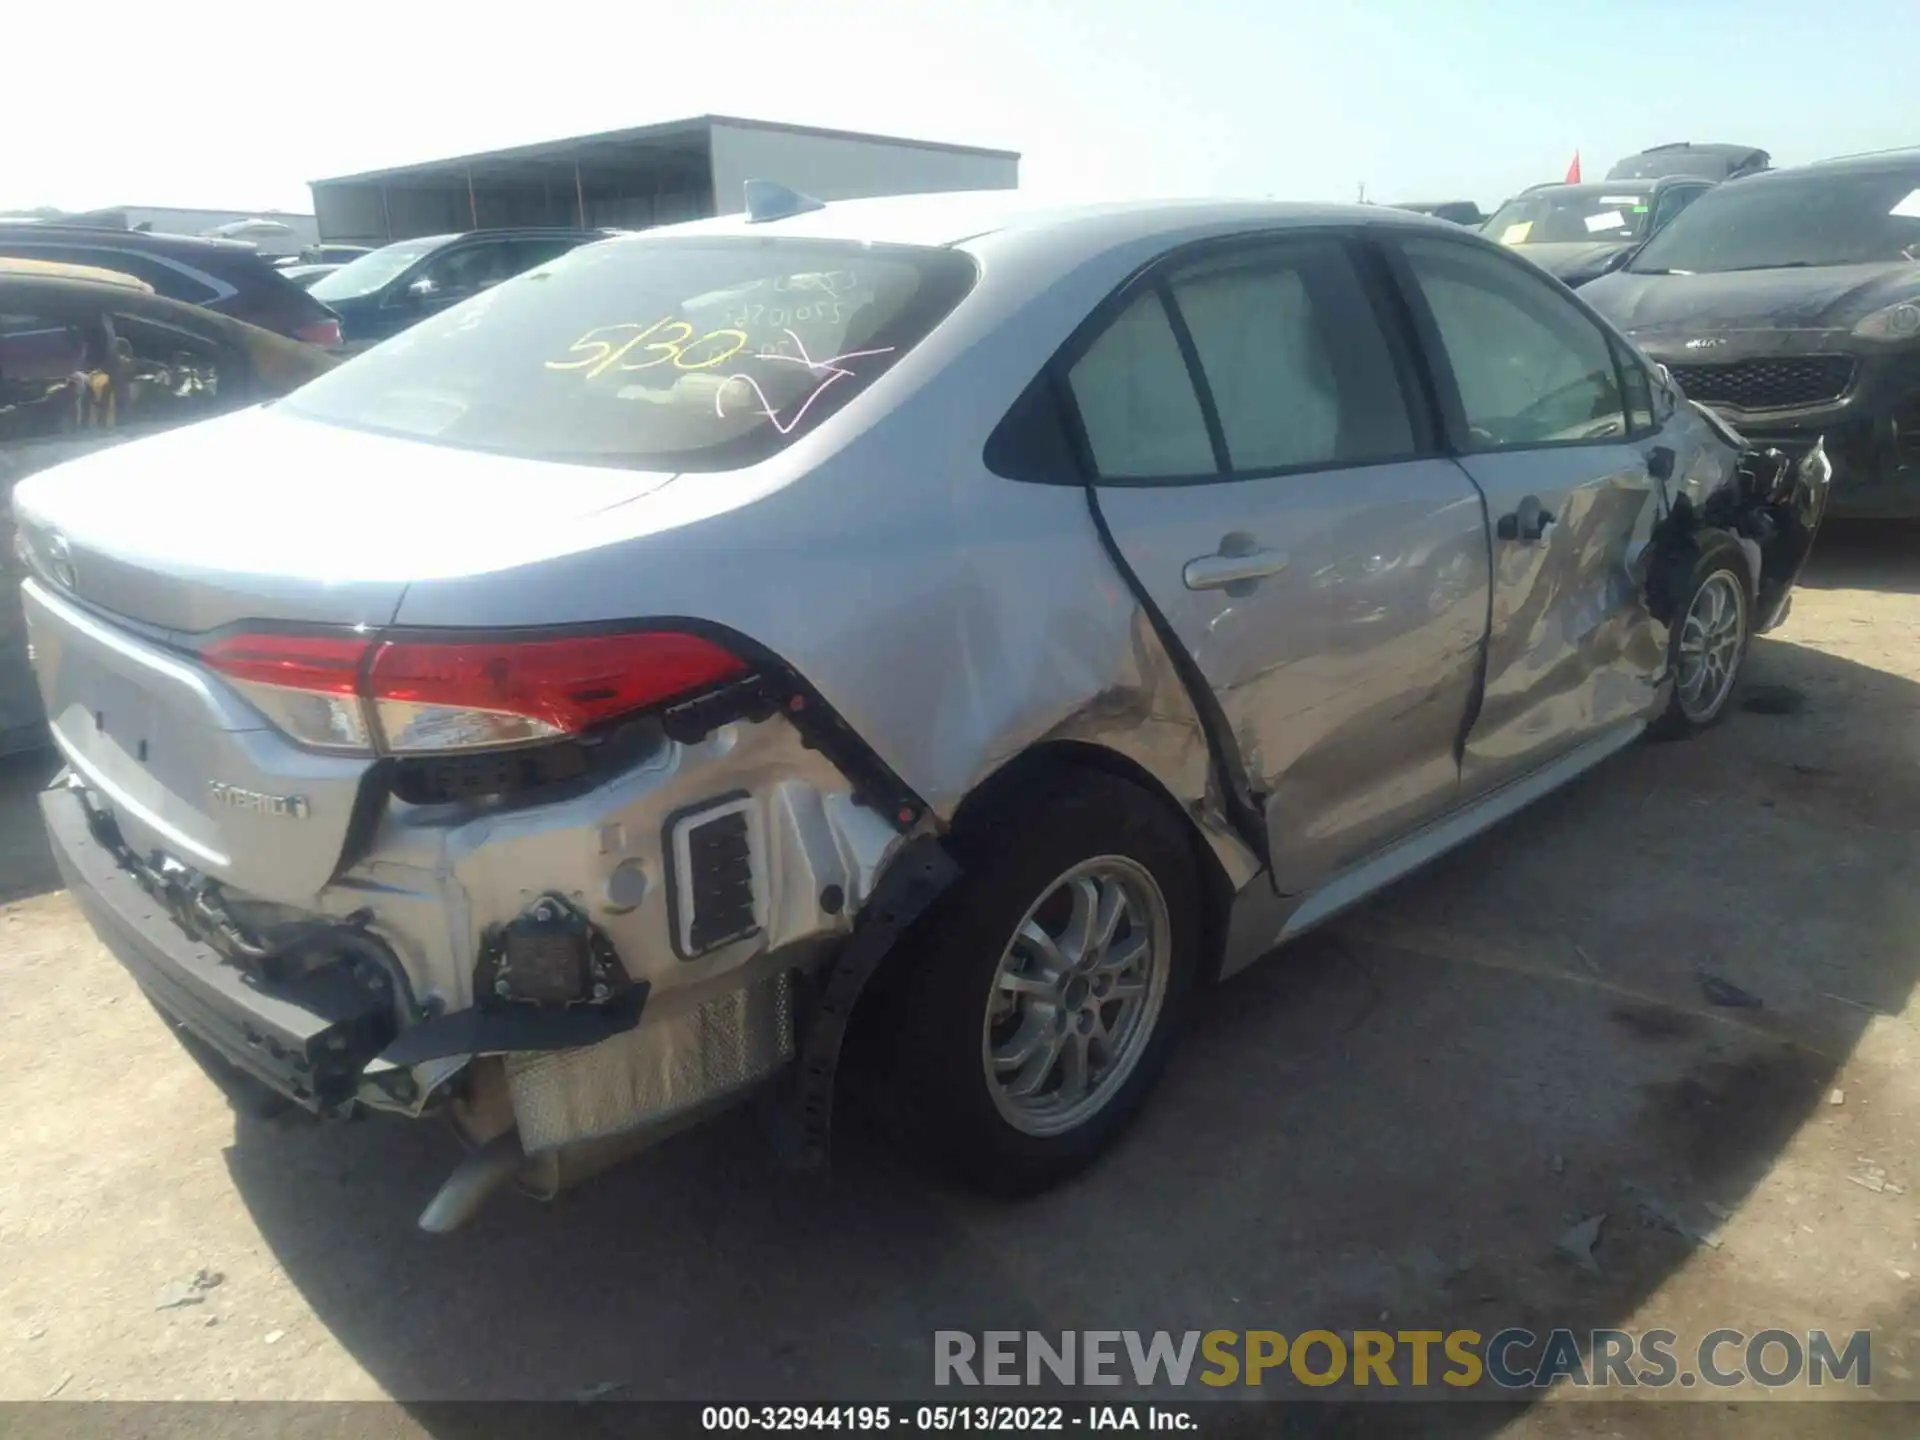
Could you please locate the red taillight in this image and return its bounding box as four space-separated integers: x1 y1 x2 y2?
371 633 746 736
293 317 342 347
202 632 365 693
201 629 747 755
203 632 373 750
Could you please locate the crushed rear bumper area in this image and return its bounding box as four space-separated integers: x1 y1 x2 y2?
41 784 397 1112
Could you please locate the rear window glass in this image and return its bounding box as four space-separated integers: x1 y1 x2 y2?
280 237 978 470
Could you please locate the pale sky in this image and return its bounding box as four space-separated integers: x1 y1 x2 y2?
8 0 1915 218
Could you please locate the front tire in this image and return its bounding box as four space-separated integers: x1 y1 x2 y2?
889 770 1203 1195
1651 551 1751 740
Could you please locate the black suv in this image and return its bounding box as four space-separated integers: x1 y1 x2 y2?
0 224 342 346
306 228 604 347
1582 150 1920 519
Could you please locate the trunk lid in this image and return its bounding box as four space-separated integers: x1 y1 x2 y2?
14 407 681 904
11 405 680 634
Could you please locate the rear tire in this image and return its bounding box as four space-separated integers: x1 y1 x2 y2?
1650 550 1751 740
887 770 1203 1196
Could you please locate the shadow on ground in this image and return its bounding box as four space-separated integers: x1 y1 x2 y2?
50 536 1907 1426
0 747 64 904
1796 518 1920 596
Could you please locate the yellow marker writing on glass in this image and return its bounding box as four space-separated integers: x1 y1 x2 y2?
545 318 750 377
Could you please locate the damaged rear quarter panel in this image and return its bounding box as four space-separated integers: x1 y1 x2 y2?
386 220 1278 897
326 715 905 1015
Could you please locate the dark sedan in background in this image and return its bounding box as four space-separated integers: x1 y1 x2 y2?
1484 176 1715 287
307 227 603 346
1582 148 1920 519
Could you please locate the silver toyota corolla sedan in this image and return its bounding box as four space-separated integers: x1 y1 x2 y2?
13 188 1829 1229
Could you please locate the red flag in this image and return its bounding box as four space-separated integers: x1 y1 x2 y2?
1565 150 1583 184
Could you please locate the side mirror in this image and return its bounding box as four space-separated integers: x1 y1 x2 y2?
1600 248 1636 277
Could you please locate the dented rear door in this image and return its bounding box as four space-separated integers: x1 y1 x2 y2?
1389 233 1669 797
1073 234 1489 896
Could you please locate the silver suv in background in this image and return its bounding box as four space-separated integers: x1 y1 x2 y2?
14 192 1829 1229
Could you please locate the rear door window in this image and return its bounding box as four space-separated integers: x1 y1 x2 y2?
1065 291 1217 478
1061 236 1417 482
279 237 978 471
1168 240 1414 471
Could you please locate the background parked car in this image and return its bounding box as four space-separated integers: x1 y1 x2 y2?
1483 176 1716 286
1607 142 1771 183
1390 200 1487 227
0 261 336 754
307 227 603 347
1582 148 1920 519
0 223 342 347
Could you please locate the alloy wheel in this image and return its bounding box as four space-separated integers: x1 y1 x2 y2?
1676 569 1747 723
982 856 1172 1138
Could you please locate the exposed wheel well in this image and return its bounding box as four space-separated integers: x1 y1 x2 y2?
836 740 1236 1095
947 741 1235 983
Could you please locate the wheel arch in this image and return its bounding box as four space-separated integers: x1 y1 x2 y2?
826 738 1242 1149
947 739 1238 985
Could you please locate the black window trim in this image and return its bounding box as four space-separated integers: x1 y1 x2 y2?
1608 333 1662 440
1152 278 1232 473
991 224 1448 489
1650 180 1708 232
1377 229 1642 458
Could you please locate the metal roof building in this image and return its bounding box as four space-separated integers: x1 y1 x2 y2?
309 115 1020 245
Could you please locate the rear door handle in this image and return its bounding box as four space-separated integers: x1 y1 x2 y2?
1183 547 1289 591
1496 495 1556 543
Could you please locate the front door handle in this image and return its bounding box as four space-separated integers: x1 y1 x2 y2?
1183 545 1289 592
1495 495 1557 543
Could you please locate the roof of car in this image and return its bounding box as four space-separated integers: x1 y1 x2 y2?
362 227 608 254
0 221 261 255
1606 143 1770 180
631 192 1450 250
1802 146 1920 174
1623 142 1764 161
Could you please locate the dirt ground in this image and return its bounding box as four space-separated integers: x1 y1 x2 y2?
1 526 1917 1430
